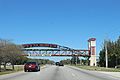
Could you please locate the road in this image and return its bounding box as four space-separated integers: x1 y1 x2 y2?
0 65 119 80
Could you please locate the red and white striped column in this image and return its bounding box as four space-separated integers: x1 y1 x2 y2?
88 38 97 66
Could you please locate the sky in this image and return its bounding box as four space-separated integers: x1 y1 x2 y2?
0 0 120 61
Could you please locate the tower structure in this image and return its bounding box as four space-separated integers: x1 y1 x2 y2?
88 38 97 66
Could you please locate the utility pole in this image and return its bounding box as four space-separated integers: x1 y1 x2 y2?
76 56 77 65
105 40 108 68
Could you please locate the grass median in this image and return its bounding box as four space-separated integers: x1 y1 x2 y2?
71 65 120 72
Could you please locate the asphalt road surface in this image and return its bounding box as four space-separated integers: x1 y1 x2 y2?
0 65 120 80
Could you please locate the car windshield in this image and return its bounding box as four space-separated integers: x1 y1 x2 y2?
0 0 120 80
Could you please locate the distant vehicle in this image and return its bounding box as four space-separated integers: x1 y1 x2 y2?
59 62 64 66
55 62 64 66
55 62 60 66
52 62 55 65
24 62 40 72
115 65 120 68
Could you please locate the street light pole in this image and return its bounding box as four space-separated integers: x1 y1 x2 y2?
105 40 108 68
76 56 77 65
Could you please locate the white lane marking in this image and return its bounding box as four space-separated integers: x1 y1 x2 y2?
72 73 76 77
72 73 82 80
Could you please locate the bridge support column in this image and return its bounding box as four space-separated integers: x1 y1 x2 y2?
88 38 97 66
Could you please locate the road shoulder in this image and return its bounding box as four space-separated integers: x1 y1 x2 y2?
67 65 120 79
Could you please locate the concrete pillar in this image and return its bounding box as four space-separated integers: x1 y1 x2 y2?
88 38 97 66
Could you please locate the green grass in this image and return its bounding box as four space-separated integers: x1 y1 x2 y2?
0 70 18 75
0 65 24 75
72 65 120 72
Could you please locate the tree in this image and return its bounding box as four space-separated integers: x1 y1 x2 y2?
99 49 105 67
0 39 26 71
71 56 80 65
60 59 71 64
99 36 120 67
0 39 11 71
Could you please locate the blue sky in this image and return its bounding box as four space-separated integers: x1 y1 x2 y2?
0 0 120 61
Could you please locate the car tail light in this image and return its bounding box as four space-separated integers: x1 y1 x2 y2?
28 64 36 68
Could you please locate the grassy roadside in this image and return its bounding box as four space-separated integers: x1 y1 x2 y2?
0 65 44 75
0 65 24 75
0 65 46 75
71 65 120 72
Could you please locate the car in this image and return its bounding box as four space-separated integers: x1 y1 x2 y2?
55 62 60 66
24 62 40 72
115 65 120 68
59 62 64 66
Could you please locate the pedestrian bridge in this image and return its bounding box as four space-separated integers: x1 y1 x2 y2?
22 38 97 66
22 43 90 57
